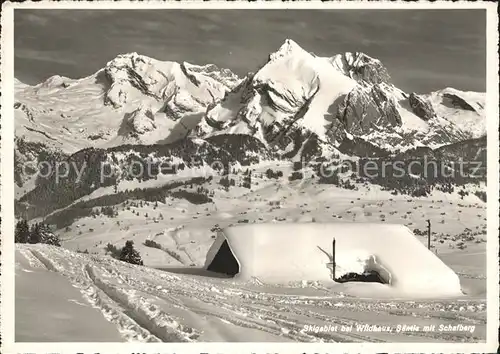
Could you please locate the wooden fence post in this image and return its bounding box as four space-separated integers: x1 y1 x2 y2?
332 238 336 280
427 219 431 250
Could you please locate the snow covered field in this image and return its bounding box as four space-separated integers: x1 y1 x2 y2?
14 183 488 343
52 171 487 268
15 242 486 343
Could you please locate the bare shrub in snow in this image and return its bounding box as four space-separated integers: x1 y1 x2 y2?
143 239 162 249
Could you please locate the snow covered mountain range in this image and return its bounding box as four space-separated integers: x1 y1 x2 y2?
15 39 485 156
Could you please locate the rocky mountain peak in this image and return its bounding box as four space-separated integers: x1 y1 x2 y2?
408 92 437 121
331 52 392 86
102 52 177 108
181 62 241 90
126 104 157 135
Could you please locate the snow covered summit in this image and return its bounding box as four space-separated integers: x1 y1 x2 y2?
199 39 359 156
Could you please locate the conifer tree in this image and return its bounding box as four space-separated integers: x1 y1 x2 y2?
15 219 30 243
28 223 42 244
119 240 143 266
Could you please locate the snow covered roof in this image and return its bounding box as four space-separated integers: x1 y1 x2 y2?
204 223 462 297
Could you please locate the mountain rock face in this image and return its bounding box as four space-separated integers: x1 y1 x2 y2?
409 92 437 121
199 39 359 157
330 52 392 86
335 84 402 135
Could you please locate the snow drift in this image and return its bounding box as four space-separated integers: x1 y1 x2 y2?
204 223 463 297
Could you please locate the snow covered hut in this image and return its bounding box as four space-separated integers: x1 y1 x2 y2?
204 223 463 297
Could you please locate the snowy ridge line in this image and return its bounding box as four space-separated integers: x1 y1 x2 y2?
15 244 486 342
85 264 200 342
79 264 163 342
298 306 482 343
233 303 364 343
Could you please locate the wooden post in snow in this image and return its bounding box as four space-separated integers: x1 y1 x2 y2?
332 237 336 280
426 219 431 250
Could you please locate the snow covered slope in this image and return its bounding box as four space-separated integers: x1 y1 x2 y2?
16 243 486 342
205 223 462 297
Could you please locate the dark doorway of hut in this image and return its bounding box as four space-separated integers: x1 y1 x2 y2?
206 239 239 277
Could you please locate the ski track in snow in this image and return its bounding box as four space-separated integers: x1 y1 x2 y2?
17 244 486 342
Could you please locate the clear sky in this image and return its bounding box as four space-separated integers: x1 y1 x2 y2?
14 9 486 94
